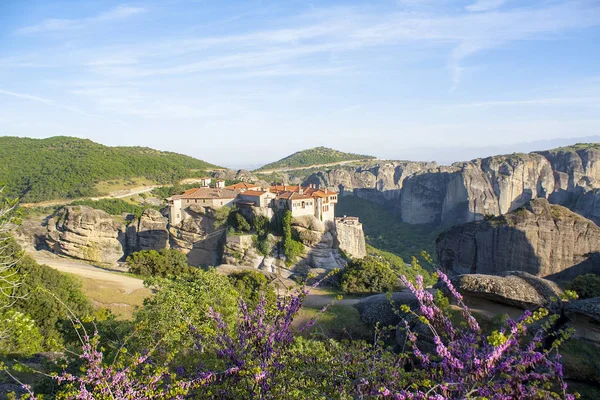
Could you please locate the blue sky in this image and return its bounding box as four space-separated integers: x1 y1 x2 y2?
1 0 599 168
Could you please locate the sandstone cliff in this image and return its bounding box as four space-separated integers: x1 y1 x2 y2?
126 209 170 253
306 146 600 226
46 206 125 265
169 207 225 267
436 199 600 279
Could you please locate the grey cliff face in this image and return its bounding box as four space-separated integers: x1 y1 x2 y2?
436 199 600 279
306 147 600 226
126 209 170 253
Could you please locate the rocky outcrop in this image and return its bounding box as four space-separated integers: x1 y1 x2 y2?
354 291 420 328
169 212 224 267
574 189 600 225
449 272 564 309
565 297 600 345
334 218 367 259
46 206 125 265
126 209 169 253
436 199 600 278
306 146 600 226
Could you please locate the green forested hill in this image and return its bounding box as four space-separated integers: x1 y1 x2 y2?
255 146 375 171
0 136 218 202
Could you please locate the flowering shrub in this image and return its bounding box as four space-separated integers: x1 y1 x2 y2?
6 271 576 399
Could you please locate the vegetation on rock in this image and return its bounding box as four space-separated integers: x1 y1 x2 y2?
126 249 191 277
336 195 442 262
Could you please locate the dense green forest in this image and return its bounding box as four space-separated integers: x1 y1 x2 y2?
255 146 375 171
334 195 442 263
0 136 218 202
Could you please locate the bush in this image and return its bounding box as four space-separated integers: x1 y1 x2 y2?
339 256 400 294
13 255 93 350
227 271 277 309
234 212 251 232
126 249 191 277
568 274 600 299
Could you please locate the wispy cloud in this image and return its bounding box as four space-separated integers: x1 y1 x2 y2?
0 88 124 122
466 0 506 12
445 97 600 108
16 4 146 35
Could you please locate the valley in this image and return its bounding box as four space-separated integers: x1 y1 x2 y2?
3 138 600 399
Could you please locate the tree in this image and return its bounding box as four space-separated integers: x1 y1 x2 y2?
568 274 600 299
282 210 304 265
131 270 240 361
126 249 190 277
339 256 400 294
227 271 277 310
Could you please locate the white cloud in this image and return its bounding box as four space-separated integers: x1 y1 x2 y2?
466 0 506 12
16 4 146 35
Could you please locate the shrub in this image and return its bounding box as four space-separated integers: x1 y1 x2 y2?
13 255 93 350
234 212 251 232
568 274 600 299
338 256 400 294
227 271 277 309
126 249 191 277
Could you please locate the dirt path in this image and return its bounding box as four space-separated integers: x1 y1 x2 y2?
304 288 362 309
28 251 144 294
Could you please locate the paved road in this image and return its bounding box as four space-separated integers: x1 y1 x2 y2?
29 251 145 294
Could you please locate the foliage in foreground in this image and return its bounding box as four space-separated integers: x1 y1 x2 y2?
5 270 577 400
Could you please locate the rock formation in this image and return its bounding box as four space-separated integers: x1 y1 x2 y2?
448 271 564 309
334 217 367 259
46 206 125 265
354 291 420 328
574 189 600 225
306 146 600 226
126 209 169 253
169 208 224 267
436 199 600 279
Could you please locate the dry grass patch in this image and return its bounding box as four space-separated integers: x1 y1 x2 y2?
75 275 152 320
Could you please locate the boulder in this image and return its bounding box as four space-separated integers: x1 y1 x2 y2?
126 209 169 253
46 206 124 265
354 291 420 328
449 271 564 309
436 199 600 278
565 297 600 345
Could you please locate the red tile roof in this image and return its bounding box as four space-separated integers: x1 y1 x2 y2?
225 182 260 190
172 187 239 200
275 191 312 201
